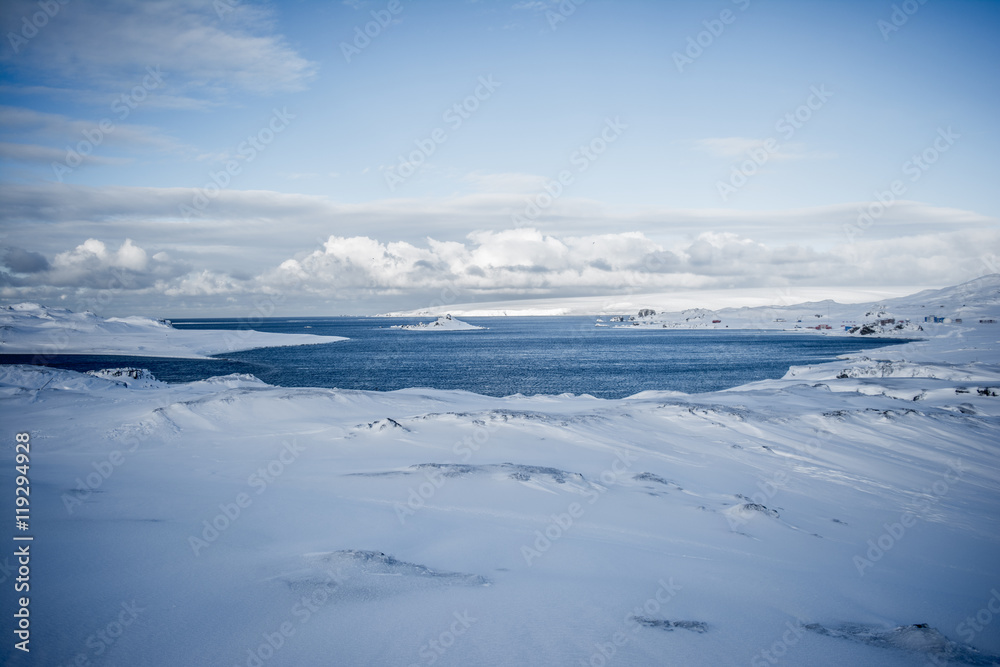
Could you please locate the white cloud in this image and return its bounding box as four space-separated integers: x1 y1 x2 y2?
3 225 996 315
1 181 995 313
53 238 146 272
1 184 995 284
1 238 189 291
254 227 971 300
161 270 245 297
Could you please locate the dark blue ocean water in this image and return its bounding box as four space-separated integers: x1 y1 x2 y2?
1 317 910 399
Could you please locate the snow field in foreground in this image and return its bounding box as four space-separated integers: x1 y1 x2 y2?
1 277 999 665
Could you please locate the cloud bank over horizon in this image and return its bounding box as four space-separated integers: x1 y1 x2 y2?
3 211 997 315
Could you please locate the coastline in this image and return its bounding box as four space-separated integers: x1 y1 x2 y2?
1 278 998 665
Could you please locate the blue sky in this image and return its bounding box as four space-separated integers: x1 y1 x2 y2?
1 0 998 315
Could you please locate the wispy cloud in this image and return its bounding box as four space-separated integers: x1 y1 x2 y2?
0 0 317 103
0 142 131 166
0 106 190 161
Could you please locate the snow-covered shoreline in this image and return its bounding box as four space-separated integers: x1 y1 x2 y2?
1 277 998 666
0 302 347 358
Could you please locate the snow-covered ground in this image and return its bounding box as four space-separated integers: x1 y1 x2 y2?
391 314 485 331
607 275 1000 338
0 303 347 358
379 286 927 318
1 277 999 666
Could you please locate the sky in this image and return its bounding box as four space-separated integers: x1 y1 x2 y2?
0 0 998 316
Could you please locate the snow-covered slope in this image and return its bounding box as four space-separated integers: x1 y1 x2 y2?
391 314 485 331
0 279 998 666
0 302 347 358
378 286 925 318
615 274 1000 337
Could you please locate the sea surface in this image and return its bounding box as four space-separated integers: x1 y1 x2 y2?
1 317 912 399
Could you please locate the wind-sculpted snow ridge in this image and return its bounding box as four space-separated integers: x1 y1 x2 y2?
0 301 347 357
805 622 1000 665
413 408 611 426
632 617 709 633
352 462 587 485
355 417 411 433
278 550 492 595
